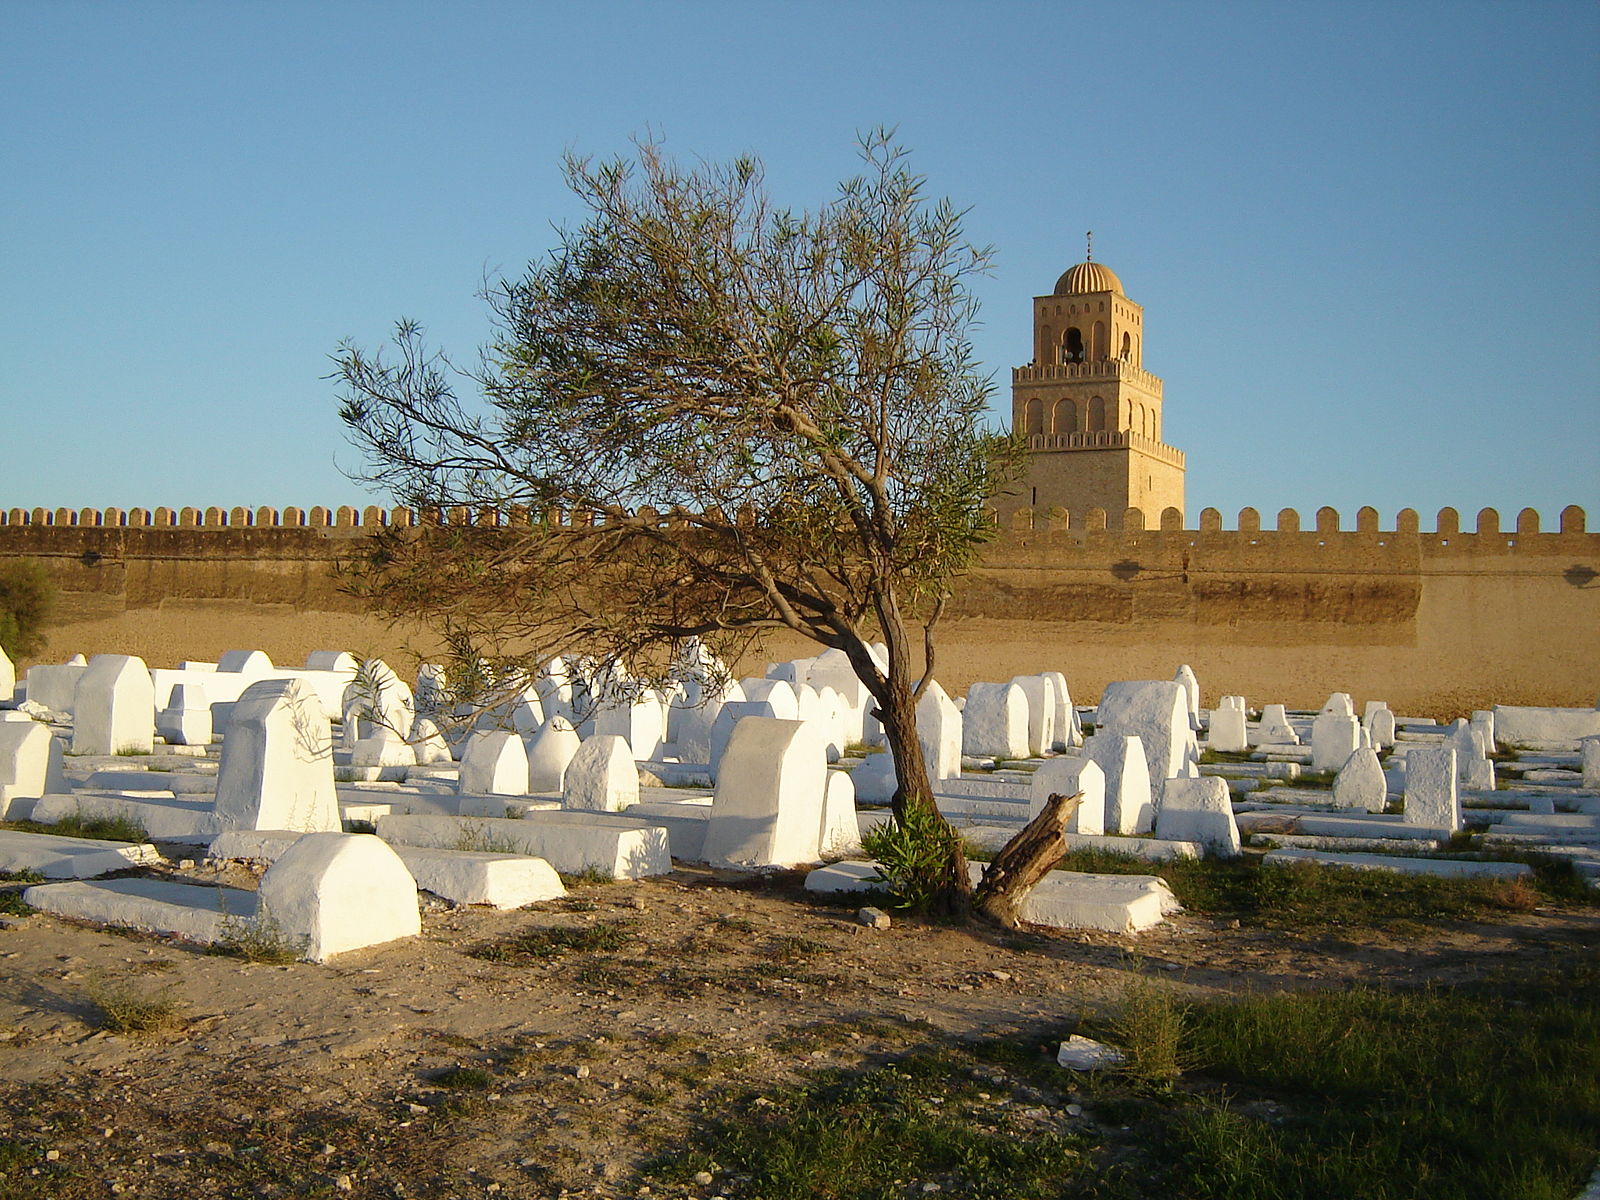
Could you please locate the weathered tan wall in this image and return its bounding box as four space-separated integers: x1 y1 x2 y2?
2 506 1596 716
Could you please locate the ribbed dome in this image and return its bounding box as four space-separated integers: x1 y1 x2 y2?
1053 260 1123 296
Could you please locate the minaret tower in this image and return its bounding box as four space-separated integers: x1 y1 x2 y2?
1007 237 1186 529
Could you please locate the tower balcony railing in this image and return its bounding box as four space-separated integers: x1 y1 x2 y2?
1012 357 1162 390
1025 429 1186 468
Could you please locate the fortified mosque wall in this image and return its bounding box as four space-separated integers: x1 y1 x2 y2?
2 502 1596 715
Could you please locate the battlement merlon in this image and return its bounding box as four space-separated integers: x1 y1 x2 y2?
1012 358 1163 392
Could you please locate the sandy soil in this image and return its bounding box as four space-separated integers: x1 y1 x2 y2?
2 856 1595 1200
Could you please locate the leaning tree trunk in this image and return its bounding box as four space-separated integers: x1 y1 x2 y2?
972 792 1084 928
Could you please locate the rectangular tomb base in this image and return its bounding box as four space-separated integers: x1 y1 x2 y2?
207 829 568 910
29 793 223 839
0 830 164 878
804 860 1179 934
1262 848 1533 880
954 824 1202 861
24 877 257 944
374 813 671 879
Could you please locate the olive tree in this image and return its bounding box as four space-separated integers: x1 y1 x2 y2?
334 134 1075 922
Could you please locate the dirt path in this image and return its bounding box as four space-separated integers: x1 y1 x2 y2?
2 865 1596 1199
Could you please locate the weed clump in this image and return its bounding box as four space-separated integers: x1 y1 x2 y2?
215 906 309 964
86 973 184 1036
50 812 149 843
469 920 634 963
1107 978 1193 1088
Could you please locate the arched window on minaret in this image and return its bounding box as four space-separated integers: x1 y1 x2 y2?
1092 321 1107 360
1063 327 1084 363
1089 396 1106 432
1025 398 1044 434
1121 332 1131 361
1052 398 1076 433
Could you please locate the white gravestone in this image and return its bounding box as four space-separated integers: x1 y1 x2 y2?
1207 704 1249 754
1332 745 1387 812
1366 707 1396 749
1010 675 1057 758
214 678 340 832
916 681 963 780
1311 712 1361 772
1042 671 1080 750
709 699 777 778
961 682 1029 760
408 716 454 764
0 719 52 819
527 716 581 791
72 654 155 756
457 730 530 796
1082 732 1155 834
850 752 897 804
819 770 861 858
1174 664 1202 728
703 717 826 868
562 734 639 812
1255 703 1299 746
595 690 667 759
1154 777 1240 856
256 833 420 963
1095 680 1198 799
1580 736 1600 790
156 681 213 746
1028 757 1106 835
1404 747 1460 830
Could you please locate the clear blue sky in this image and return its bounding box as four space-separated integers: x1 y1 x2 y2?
4 0 1597 527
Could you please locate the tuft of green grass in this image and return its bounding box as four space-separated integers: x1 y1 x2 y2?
469 920 634 963
85 973 184 1036
214 906 309 964
556 865 616 887
47 811 149 843
449 821 522 854
1105 978 1192 1088
430 1066 494 1091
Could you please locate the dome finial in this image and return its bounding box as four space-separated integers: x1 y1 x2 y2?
1085 230 1093 262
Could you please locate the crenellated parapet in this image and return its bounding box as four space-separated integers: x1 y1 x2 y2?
1 501 1591 543
981 503 1590 542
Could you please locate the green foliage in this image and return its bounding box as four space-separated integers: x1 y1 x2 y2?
1106 978 1192 1088
860 801 965 913
1166 967 1600 1199
48 811 149 843
333 134 1020 921
0 558 53 658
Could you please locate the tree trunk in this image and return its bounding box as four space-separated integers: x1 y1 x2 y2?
972 792 1083 929
875 670 973 919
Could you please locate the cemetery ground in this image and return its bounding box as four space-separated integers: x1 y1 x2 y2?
1 842 1596 1200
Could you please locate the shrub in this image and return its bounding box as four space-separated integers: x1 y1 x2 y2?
0 559 53 658
860 801 965 913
